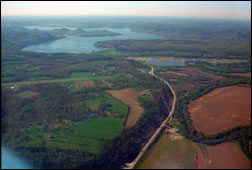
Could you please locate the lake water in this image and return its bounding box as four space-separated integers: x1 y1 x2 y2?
23 27 165 54
145 57 185 66
1 146 34 169
146 60 185 66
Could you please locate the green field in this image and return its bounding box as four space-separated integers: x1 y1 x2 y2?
17 91 34 97
21 93 128 153
29 76 52 81
84 93 128 117
136 132 197 169
69 72 93 79
73 117 125 140
95 48 128 57
22 123 103 153
22 115 126 153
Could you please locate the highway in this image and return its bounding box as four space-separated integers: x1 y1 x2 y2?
124 66 177 169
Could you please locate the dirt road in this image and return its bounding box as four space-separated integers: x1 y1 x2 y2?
123 66 176 169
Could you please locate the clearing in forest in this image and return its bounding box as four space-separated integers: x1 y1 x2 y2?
193 142 251 169
106 88 144 128
189 85 251 135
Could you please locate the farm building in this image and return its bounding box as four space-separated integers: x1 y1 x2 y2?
174 128 180 133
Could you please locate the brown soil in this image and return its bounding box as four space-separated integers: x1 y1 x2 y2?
166 71 188 76
106 88 143 128
170 134 183 141
179 67 227 81
192 154 199 169
23 92 39 99
75 80 95 87
189 85 251 135
194 142 251 169
48 123 63 129
230 72 251 77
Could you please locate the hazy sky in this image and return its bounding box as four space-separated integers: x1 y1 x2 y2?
1 1 251 20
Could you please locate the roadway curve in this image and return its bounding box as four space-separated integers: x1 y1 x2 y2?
124 66 177 169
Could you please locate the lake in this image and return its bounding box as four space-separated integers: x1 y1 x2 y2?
1 146 34 169
146 60 185 66
23 27 165 54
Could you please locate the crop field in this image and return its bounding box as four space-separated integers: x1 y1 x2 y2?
106 88 144 128
178 67 227 81
17 91 39 99
84 93 128 117
29 76 52 81
188 85 251 135
137 131 197 169
229 72 251 77
127 57 248 64
156 66 227 94
69 72 93 79
193 142 251 169
22 115 126 153
75 80 95 87
22 123 103 153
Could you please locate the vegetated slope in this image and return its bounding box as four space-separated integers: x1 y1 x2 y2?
1 26 63 50
188 85 251 135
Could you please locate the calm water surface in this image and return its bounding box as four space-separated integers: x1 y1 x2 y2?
1 146 34 169
23 27 165 54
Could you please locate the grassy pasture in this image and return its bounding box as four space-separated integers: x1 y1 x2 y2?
21 93 128 153
84 94 128 118
17 91 34 98
23 115 126 153
137 132 197 169
69 72 93 79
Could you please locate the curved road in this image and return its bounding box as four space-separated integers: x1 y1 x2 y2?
124 66 177 169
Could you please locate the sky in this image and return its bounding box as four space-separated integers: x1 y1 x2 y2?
1 1 251 20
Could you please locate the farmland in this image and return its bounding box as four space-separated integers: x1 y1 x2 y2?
188 85 251 135
106 88 144 128
137 131 197 169
229 72 251 77
193 142 251 169
137 129 251 169
2 15 251 169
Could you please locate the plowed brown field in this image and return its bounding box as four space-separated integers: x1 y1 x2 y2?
75 80 95 87
106 88 143 128
179 67 227 81
193 142 251 169
230 72 251 77
189 85 251 135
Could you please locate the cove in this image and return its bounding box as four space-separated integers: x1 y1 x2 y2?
23 27 165 54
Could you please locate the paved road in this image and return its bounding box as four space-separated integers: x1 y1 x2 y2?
124 66 177 169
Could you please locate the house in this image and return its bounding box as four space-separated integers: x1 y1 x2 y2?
48 136 54 139
141 92 146 96
174 128 180 133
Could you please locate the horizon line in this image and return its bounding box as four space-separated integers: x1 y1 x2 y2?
2 14 251 21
